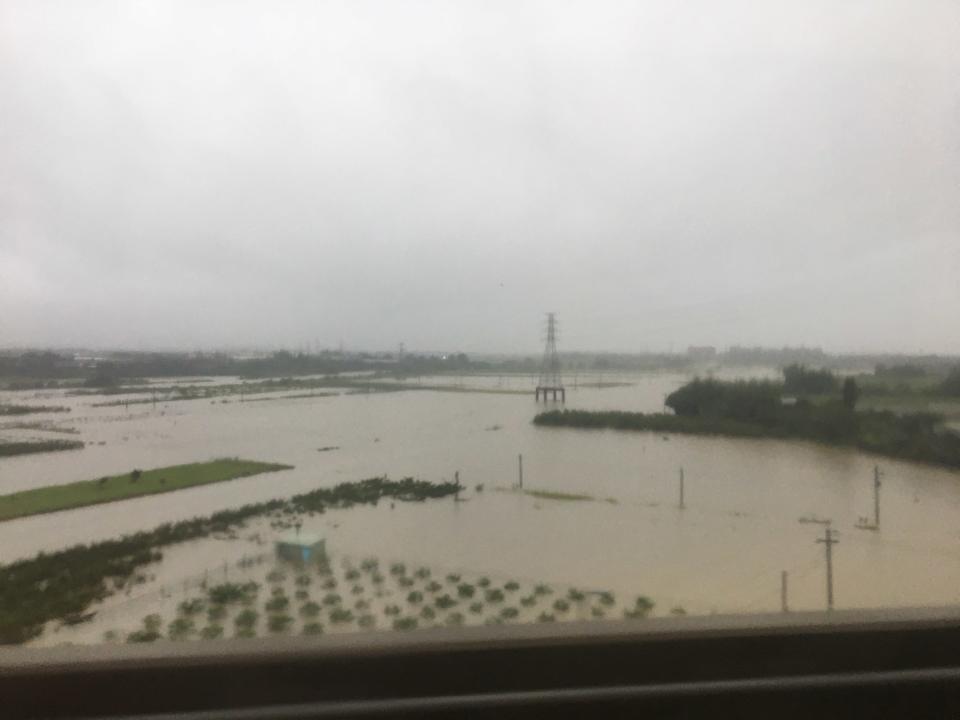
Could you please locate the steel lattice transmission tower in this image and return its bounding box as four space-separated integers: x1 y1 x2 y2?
535 312 566 402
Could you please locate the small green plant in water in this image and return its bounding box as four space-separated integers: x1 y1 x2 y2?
457 583 475 599
500 607 519 620
537 613 555 623
235 609 258 629
393 617 418 631
504 581 520 592
534 584 552 596
168 616 195 640
407 591 424 605
426 581 442 593
330 608 354 624
265 595 290 613
553 599 570 613
201 624 224 639
143 614 162 633
384 605 401 617
420 606 436 621
485 589 505 604
178 598 205 616
322 592 342 606
435 595 456 609
268 613 293 634
303 622 324 635
469 602 484 615
300 601 321 618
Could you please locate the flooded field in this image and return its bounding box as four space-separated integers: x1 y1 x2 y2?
4 370 960 645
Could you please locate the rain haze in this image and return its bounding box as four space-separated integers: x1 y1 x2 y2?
1 0 958 354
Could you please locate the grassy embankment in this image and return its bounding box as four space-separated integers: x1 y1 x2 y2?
0 458 293 522
535 375 960 471
0 439 85 458
0 476 459 644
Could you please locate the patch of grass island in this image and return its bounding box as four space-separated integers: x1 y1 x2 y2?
0 458 293 522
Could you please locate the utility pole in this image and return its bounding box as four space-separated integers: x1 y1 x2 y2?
518 454 524 489
781 571 789 613
873 465 882 529
816 525 839 611
678 467 685 509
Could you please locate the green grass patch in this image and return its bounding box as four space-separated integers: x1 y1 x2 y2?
0 458 293 522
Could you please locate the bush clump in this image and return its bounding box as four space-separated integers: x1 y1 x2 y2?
303 622 324 635
268 614 293 634
234 609 258 629
330 608 354 624
485 589 505 604
265 595 290 613
392 617 418 631
201 624 224 639
300 601 321 618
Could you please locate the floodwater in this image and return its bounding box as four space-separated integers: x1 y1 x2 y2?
4 370 960 629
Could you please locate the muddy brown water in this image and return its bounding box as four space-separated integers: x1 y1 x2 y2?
3 370 960 630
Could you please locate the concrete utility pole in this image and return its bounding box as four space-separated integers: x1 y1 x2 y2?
518 454 524 489
781 571 789 613
816 525 840 611
678 467 685 509
873 465 883 529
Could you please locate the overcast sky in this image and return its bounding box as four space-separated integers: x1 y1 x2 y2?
1 1 958 355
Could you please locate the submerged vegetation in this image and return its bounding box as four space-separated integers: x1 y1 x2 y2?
0 459 293 522
0 476 459 644
0 439 84 458
0 404 71 416
535 374 960 471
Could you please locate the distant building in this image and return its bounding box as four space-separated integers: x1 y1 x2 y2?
275 533 326 564
687 346 717 361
